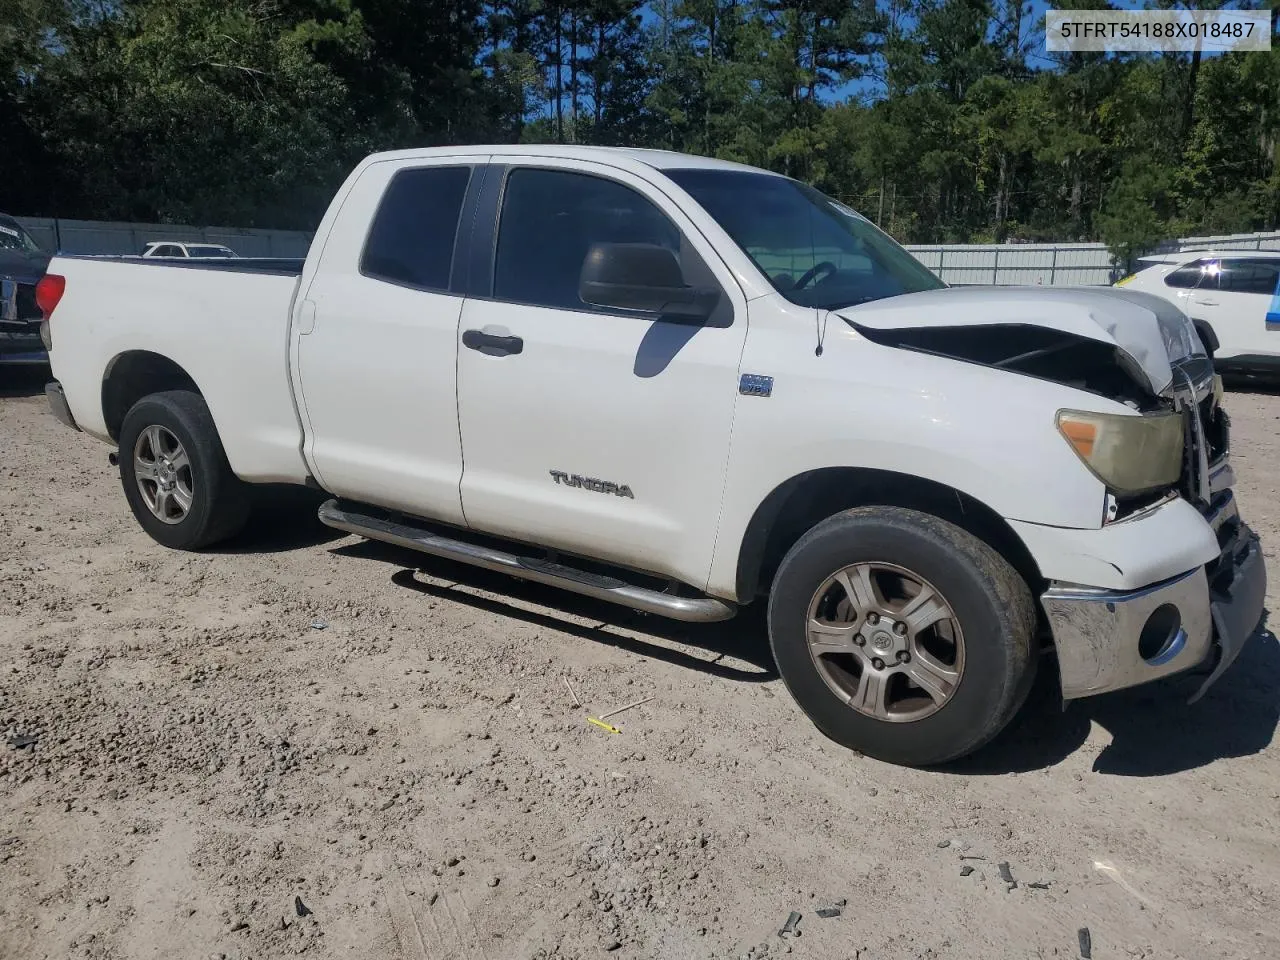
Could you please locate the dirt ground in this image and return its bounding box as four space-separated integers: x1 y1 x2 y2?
2 366 1279 960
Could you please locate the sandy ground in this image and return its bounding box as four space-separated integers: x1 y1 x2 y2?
2 365 1279 960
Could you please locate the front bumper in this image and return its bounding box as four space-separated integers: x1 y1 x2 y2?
1043 492 1266 700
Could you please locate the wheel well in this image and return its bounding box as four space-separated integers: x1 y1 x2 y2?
736 468 1045 602
1192 319 1218 356
102 351 201 442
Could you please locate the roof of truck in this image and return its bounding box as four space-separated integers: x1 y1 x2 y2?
360 144 783 176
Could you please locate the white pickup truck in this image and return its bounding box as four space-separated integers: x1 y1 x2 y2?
39 146 1266 765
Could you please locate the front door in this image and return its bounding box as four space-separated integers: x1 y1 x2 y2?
454 159 748 587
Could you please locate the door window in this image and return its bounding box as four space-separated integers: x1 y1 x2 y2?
1218 258 1280 296
361 166 472 291
1164 259 1217 290
493 167 685 312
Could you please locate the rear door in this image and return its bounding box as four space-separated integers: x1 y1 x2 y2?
1208 258 1280 361
293 156 486 524
453 158 748 586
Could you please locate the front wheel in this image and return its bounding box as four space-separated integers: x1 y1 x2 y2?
767 506 1036 766
118 390 250 550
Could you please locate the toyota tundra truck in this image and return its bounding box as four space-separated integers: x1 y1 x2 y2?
38 146 1266 765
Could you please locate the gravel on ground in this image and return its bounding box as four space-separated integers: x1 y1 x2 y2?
2 367 1279 960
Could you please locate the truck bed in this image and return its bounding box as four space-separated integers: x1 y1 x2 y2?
62 255 306 276
46 254 310 484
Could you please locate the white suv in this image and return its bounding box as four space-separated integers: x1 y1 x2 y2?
140 241 238 259
1117 249 1280 377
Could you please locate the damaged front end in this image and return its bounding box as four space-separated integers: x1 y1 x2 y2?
839 285 1221 519
841 285 1264 702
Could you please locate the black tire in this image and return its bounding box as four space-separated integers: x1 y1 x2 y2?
118 390 250 550
767 506 1036 766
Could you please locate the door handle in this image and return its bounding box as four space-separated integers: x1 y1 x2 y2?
1197 299 1219 306
462 328 524 356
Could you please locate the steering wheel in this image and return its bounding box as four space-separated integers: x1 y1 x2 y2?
793 260 838 291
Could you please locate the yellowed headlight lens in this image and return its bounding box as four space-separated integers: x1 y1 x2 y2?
1056 409 1183 496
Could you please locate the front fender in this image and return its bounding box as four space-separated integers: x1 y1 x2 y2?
708 316 1117 598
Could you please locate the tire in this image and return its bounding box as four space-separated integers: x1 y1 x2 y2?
767 506 1036 766
117 390 250 550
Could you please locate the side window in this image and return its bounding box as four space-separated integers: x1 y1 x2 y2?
1164 259 1216 290
361 165 472 291
1219 259 1280 296
493 167 683 312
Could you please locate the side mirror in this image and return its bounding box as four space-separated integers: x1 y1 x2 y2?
578 242 719 321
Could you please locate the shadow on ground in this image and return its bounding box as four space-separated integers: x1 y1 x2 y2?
335 527 1280 774
1224 374 1280 395
213 485 344 554
950 617 1280 777
0 364 49 399
332 537 777 683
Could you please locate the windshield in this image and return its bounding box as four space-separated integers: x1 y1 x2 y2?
0 221 43 255
664 169 944 310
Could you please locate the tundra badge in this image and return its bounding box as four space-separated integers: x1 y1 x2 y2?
550 470 635 499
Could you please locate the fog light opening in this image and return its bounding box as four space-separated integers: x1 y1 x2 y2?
1139 604 1185 665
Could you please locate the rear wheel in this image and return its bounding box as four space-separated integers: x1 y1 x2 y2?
767 506 1036 766
118 390 250 550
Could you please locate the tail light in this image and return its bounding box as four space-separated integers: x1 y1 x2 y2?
35 273 66 319
35 274 64 352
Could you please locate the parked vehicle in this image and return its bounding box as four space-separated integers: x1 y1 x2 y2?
38 146 1265 765
1116 249 1280 377
0 213 51 365
141 241 239 259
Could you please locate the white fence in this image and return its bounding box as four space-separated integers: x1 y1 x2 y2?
15 215 1280 287
906 232 1280 286
15 216 312 259
1174 230 1280 252
904 242 1118 286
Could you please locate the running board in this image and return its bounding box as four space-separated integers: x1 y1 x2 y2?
317 499 737 623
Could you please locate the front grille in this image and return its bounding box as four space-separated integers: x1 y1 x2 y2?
1171 363 1226 506
1200 395 1229 463
1202 492 1247 596
1179 405 1206 504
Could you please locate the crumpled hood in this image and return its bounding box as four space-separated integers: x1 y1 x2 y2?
838 285 1204 395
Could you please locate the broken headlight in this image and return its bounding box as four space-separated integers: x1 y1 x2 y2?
1056 409 1184 497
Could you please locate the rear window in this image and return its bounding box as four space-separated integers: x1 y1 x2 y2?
361 166 472 291
1219 258 1280 296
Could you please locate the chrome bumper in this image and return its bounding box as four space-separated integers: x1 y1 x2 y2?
1044 492 1266 700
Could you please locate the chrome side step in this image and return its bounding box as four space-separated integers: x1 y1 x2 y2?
317 499 737 623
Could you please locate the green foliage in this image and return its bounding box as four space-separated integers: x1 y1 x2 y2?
3 0 1279 249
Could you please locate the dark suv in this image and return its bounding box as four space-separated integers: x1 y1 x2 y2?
1 214 52 365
